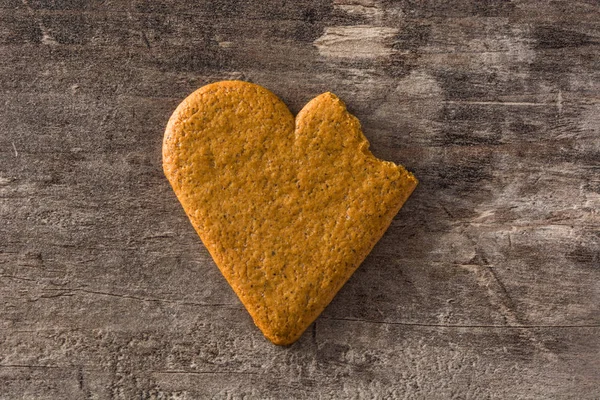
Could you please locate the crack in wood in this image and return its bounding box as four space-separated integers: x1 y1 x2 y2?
319 317 600 329
26 287 241 309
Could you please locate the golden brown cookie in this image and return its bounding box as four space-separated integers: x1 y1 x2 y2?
163 81 417 345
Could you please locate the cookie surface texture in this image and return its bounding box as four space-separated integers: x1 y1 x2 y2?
163 81 417 345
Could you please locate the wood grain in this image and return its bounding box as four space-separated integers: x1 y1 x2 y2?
1 0 599 398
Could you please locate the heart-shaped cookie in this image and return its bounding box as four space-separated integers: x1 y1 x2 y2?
163 81 417 345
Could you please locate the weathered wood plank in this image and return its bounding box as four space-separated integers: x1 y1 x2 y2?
1 0 599 398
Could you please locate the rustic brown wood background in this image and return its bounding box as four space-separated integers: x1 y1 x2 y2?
1 0 599 398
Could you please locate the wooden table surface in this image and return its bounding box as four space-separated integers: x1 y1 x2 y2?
1 1 599 399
